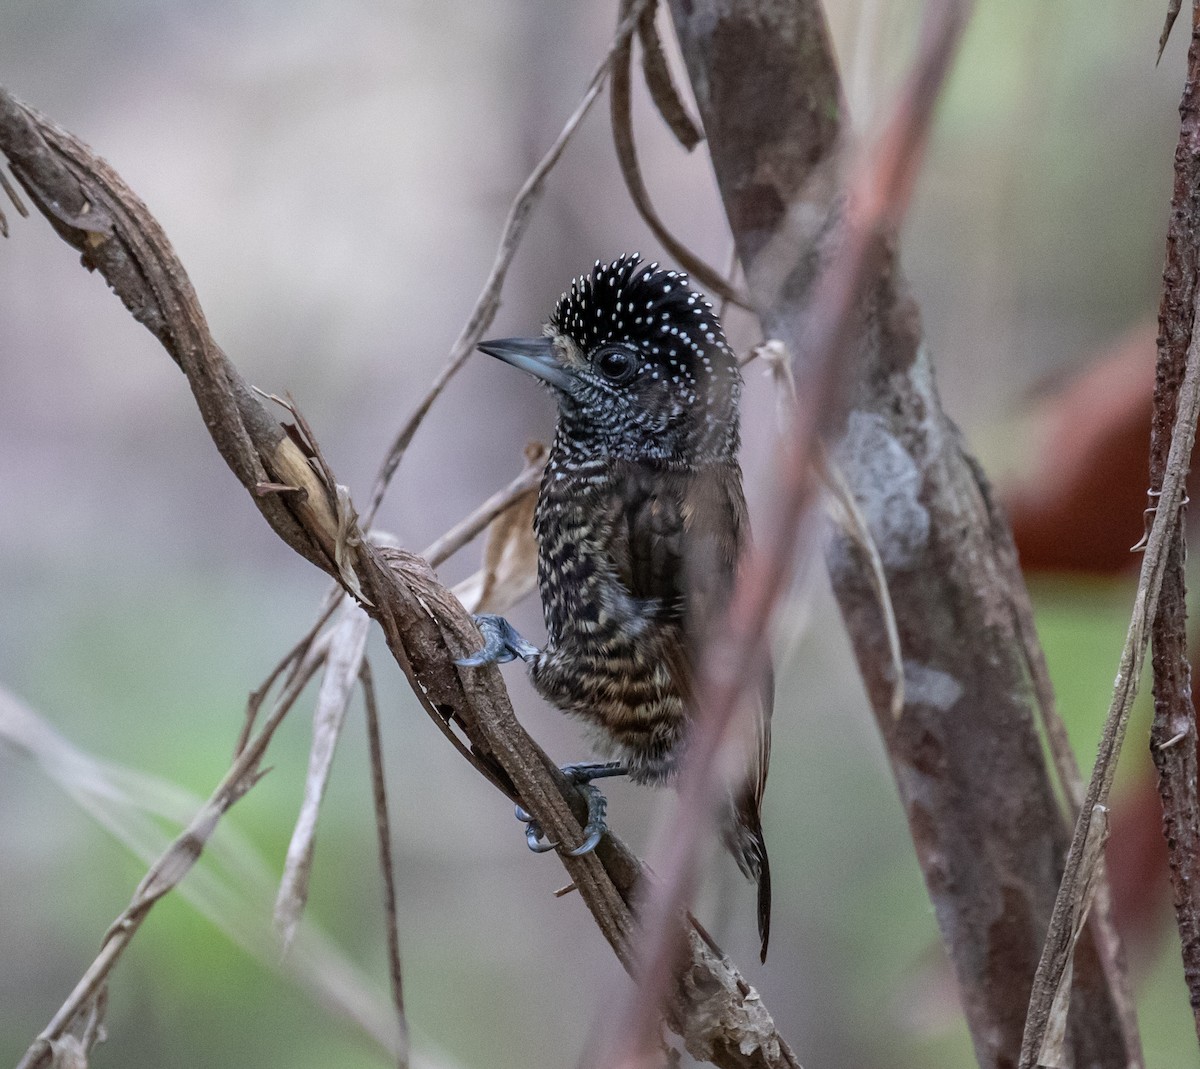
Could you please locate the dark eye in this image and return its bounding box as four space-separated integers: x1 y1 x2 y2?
594 346 638 384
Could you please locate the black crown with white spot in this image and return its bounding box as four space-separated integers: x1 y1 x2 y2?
551 254 734 365
548 254 741 462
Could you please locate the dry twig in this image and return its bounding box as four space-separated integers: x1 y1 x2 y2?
1146 3 1200 1044
420 443 546 569
362 660 410 1068
1017 288 1200 1065
611 0 747 307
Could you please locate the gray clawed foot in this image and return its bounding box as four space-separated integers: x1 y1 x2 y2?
456 614 540 667
514 805 559 853
514 762 628 858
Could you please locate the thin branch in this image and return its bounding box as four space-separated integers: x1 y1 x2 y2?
819 448 904 719
1160 0 1183 64
235 583 342 756
991 490 1143 1064
362 659 410 1069
611 0 748 308
1148 2 1200 1042
1018 285 1200 1067
420 443 546 568
361 0 654 527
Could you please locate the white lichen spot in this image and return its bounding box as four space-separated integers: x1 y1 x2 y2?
903 660 963 712
832 410 930 570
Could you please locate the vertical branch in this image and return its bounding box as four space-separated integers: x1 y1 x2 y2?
1150 0 1200 1037
668 1 1138 1067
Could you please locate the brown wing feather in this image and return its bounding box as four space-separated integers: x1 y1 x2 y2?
614 461 774 961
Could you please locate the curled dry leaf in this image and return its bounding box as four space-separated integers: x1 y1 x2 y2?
275 595 371 952
636 0 703 152
452 479 540 616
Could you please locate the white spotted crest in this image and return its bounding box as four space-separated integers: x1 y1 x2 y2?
547 254 742 464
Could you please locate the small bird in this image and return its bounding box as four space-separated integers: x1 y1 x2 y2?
460 254 772 961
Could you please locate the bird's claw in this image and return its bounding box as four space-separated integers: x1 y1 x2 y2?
514 764 623 858
514 804 558 852
456 614 540 667
565 783 607 856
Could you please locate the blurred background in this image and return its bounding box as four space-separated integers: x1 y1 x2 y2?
0 0 1193 1066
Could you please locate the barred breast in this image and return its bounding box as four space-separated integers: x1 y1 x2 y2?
528 457 688 783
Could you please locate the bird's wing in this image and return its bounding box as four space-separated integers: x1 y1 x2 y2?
610 461 772 800
611 460 774 958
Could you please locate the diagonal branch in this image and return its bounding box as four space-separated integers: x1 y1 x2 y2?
0 83 794 1069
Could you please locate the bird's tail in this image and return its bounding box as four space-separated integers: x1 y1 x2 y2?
725 793 772 963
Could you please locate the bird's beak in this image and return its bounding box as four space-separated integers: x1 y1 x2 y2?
477 337 574 391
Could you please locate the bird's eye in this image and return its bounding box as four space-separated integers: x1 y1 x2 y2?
594 346 638 384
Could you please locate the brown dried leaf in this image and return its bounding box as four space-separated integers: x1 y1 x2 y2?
452 483 539 615
636 1 703 151
275 595 371 952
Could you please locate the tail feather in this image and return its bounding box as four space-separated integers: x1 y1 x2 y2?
754 828 772 964
726 796 772 962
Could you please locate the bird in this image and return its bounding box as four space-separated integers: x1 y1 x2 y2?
458 253 772 961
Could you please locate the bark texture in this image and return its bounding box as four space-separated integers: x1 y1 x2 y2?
1150 5 1200 1040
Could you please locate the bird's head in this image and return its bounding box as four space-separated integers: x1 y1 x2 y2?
478 254 741 464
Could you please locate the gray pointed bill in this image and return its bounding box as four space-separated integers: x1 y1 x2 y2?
477 336 574 391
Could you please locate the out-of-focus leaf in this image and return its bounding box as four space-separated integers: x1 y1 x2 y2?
0 683 406 1060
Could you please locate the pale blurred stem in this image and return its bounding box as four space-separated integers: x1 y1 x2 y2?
0 83 795 1069
1148 0 1200 1042
668 1 1139 1068
361 660 410 1069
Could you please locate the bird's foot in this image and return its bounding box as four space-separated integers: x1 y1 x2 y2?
516 762 628 857
455 614 540 667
